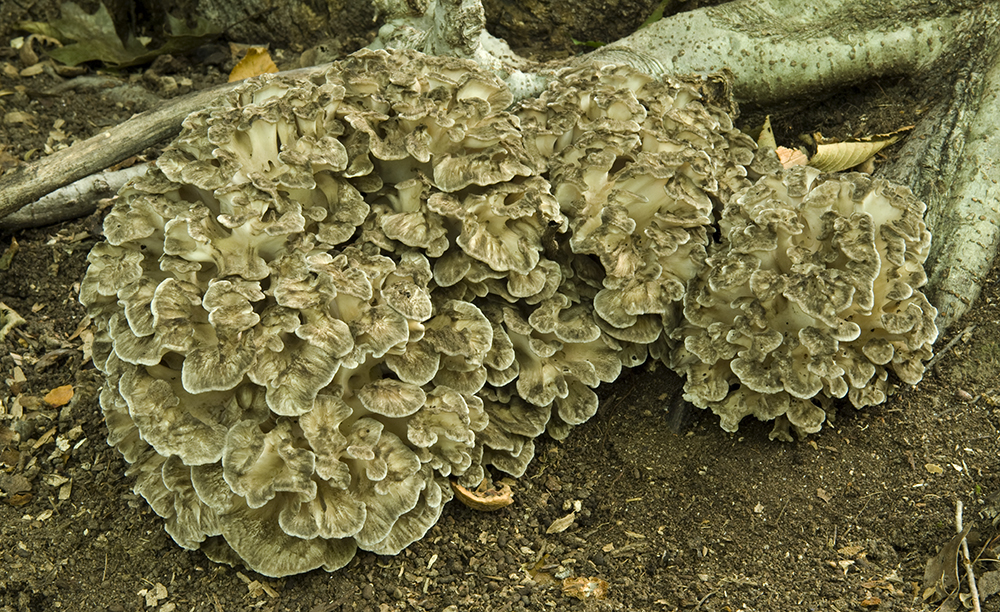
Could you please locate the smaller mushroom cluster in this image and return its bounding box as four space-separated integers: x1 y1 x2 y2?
669 166 938 439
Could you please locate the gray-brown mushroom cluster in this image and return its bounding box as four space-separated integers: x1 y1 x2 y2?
669 167 938 440
79 48 937 576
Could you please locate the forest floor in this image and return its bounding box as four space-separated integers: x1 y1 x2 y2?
1 8 1000 612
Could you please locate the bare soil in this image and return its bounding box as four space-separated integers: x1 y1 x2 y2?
2 7 999 612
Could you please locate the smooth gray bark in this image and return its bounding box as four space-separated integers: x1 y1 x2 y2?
0 166 146 231
877 22 1000 329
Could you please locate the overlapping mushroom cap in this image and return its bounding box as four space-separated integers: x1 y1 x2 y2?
669 167 938 439
517 62 757 348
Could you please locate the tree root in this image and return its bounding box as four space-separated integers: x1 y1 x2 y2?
0 165 147 231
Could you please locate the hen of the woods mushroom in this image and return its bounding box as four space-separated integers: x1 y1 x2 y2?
668 168 937 441
79 49 937 576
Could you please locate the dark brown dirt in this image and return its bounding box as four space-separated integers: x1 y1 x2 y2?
2 5 999 612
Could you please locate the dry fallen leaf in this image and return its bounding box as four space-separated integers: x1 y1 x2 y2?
546 511 576 534
922 523 972 601
9 493 33 506
807 126 913 172
0 448 19 468
139 583 168 607
817 487 833 503
777 146 809 168
229 47 278 82
18 3 220 68
755 115 777 150
4 111 36 127
43 384 74 407
838 545 864 557
977 569 1000 600
67 315 91 341
562 576 609 600
924 463 944 475
809 139 897 172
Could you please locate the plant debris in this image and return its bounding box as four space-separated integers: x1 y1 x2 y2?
229 47 279 82
923 523 971 602
17 2 220 68
451 478 514 511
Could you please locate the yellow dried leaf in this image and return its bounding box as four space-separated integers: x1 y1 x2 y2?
808 126 913 172
9 492 32 506
4 111 36 127
229 47 278 82
19 63 45 77
546 511 576 534
924 463 944 475
809 139 897 172
43 384 74 407
756 115 777 150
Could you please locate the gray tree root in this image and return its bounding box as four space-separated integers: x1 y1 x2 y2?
0 165 147 231
876 22 1000 330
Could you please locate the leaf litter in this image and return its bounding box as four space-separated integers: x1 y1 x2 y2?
17 2 220 68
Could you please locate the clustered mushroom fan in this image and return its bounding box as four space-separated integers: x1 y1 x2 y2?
79 49 937 577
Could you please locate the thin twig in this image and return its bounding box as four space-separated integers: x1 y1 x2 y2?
956 500 981 612
926 324 976 370
693 590 717 611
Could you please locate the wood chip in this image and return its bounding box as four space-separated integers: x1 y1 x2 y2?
562 576 609 600
451 479 514 511
43 385 74 407
4 111 36 127
838 545 864 557
33 426 57 449
19 64 45 78
44 474 70 487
